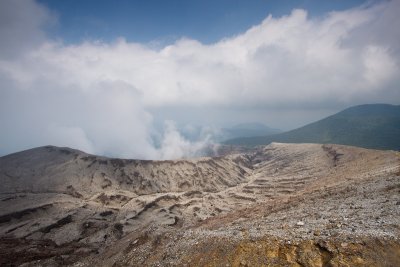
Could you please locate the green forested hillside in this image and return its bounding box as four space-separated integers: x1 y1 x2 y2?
225 104 400 150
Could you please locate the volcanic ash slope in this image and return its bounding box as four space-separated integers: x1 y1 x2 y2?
0 143 399 266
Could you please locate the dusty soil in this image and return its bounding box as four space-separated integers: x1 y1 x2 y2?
0 143 399 266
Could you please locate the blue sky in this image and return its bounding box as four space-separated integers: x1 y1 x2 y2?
39 0 369 44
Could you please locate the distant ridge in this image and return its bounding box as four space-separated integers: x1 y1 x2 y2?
225 104 400 150
220 122 281 140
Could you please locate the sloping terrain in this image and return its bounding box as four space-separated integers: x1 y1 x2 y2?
225 104 400 150
0 143 399 266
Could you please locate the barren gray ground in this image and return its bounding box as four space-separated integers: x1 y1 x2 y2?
0 143 399 266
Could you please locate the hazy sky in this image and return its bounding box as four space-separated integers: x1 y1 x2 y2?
37 0 368 44
0 0 399 159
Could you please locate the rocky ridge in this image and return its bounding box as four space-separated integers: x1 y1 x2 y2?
0 142 399 266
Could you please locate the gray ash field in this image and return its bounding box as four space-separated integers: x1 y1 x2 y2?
0 143 399 266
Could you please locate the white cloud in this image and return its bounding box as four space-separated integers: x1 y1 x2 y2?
157 121 212 160
0 0 54 59
0 0 399 158
362 45 397 87
46 125 95 154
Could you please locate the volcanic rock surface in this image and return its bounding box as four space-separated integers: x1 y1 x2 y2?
0 143 399 266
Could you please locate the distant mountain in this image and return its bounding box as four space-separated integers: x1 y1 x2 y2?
220 122 281 141
171 122 280 144
225 104 400 150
